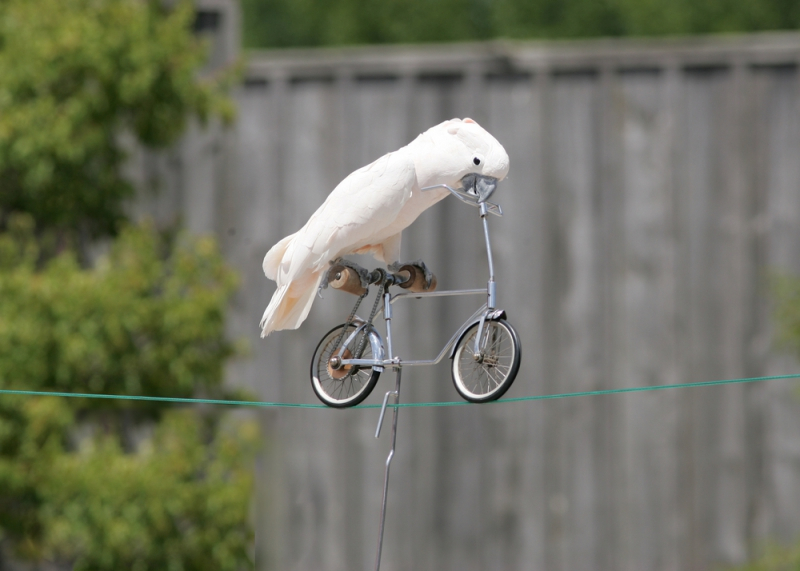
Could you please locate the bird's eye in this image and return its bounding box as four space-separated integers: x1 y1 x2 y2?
473 157 481 165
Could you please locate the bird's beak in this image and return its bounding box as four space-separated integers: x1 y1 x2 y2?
460 174 499 203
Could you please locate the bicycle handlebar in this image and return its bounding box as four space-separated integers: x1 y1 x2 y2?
420 184 503 217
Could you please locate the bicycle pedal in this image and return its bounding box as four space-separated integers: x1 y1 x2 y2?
328 265 367 296
396 264 437 293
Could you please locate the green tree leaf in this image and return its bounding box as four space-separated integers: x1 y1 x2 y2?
0 220 255 569
0 0 233 236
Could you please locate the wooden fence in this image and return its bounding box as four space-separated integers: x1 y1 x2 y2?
134 30 800 571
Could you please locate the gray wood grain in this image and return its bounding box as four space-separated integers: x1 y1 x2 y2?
134 25 800 570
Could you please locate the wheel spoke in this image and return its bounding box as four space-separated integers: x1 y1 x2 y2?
452 320 519 402
311 324 380 406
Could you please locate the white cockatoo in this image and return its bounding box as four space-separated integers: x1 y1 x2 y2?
260 118 509 337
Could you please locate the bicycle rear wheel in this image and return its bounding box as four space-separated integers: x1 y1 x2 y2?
451 319 520 403
311 323 382 408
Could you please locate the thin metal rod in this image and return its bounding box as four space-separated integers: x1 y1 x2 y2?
374 367 402 571
384 291 394 361
389 288 486 303
481 208 495 281
375 389 397 439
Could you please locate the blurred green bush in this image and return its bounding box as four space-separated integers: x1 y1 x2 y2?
772 274 800 359
0 219 257 569
720 279 800 569
0 0 234 237
0 219 238 401
723 541 800 571
0 0 255 568
242 0 800 48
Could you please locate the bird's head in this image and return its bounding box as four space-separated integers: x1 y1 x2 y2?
412 118 509 203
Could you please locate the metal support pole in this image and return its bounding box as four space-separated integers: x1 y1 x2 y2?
374 366 402 571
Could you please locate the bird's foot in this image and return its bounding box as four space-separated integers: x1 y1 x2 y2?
388 260 437 292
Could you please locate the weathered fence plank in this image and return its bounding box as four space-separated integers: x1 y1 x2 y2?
138 30 800 571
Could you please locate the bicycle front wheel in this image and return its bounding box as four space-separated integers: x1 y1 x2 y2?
451 319 521 403
311 323 382 408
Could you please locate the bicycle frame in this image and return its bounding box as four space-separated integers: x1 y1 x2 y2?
332 186 505 370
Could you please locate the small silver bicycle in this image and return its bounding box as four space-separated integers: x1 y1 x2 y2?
309 182 521 407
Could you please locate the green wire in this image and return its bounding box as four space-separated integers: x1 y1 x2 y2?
0 373 798 409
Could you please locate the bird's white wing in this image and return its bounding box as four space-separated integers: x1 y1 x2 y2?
270 151 416 286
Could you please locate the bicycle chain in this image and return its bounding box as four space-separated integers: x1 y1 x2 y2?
331 288 368 354
329 270 387 378
353 279 385 361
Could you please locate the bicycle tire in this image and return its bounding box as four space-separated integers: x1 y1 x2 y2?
310 323 382 408
451 318 521 403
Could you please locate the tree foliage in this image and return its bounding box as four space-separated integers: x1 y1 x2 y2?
0 0 234 236
39 411 257 571
0 218 238 403
772 274 800 358
0 219 256 569
242 0 800 48
755 278 800 569
0 0 254 568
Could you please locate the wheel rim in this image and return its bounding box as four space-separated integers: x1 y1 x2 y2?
454 321 516 399
313 326 375 405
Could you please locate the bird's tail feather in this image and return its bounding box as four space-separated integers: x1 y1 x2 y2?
260 271 323 337
263 233 296 281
